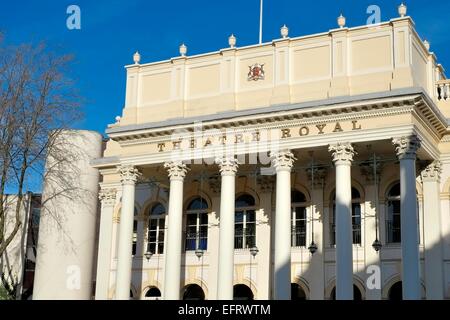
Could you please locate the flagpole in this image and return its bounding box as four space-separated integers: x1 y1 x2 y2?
259 0 263 44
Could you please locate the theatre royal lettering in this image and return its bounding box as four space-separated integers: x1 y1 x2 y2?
156 120 362 153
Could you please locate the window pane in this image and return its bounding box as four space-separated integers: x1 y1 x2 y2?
295 207 306 220
148 231 157 242
236 194 255 208
351 188 361 199
159 218 165 229
151 203 166 216
150 219 157 229
187 214 197 226
158 243 164 254
246 211 256 223
200 213 208 225
235 211 244 223
291 190 306 203
158 230 164 242
188 197 208 210
388 183 401 197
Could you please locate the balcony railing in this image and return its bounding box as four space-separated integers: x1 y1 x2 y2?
291 226 306 247
330 224 362 246
436 80 450 101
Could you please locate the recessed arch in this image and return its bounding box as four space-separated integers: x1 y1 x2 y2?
143 286 162 299
182 284 205 300
381 274 426 299
291 184 311 203
233 284 254 300
325 277 366 300
323 178 365 206
235 185 261 208
183 279 209 299
291 277 310 300
183 190 213 212
141 197 168 217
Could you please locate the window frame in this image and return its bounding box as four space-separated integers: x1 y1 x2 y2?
185 198 209 252
147 203 166 255
235 195 257 250
330 188 363 246
291 190 308 248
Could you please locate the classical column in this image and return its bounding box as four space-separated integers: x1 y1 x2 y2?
329 142 355 300
360 159 382 300
421 161 444 300
215 157 239 300
95 189 117 300
306 167 328 300
115 165 141 300
392 136 421 300
256 175 275 299
271 150 295 300
163 161 188 300
207 176 221 300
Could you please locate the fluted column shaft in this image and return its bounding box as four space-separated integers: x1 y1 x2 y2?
115 165 140 300
216 157 239 300
271 150 295 300
95 189 117 300
329 143 355 300
393 136 421 300
163 161 188 300
421 161 444 300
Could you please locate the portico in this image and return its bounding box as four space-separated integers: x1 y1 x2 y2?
92 7 450 300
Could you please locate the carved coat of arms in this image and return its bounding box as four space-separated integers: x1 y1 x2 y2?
248 63 265 81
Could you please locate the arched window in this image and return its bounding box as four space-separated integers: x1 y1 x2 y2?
147 203 166 254
291 283 307 300
235 194 256 249
182 284 205 300
185 197 209 251
291 190 307 247
145 287 161 300
233 284 254 300
330 285 362 300
132 207 138 256
386 183 401 244
331 188 362 246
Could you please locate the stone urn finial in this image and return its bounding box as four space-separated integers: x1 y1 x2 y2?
337 14 346 28
398 3 407 17
179 43 187 57
280 24 289 38
133 51 141 64
423 40 430 51
228 34 236 48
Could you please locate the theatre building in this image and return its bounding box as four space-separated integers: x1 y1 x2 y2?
32 5 450 300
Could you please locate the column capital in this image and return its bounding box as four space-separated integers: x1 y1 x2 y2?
99 188 117 206
421 161 442 182
270 150 296 172
392 136 421 160
164 161 189 180
118 165 141 185
329 142 355 164
215 157 239 176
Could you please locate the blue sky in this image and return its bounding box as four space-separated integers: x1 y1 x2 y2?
1 0 450 136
